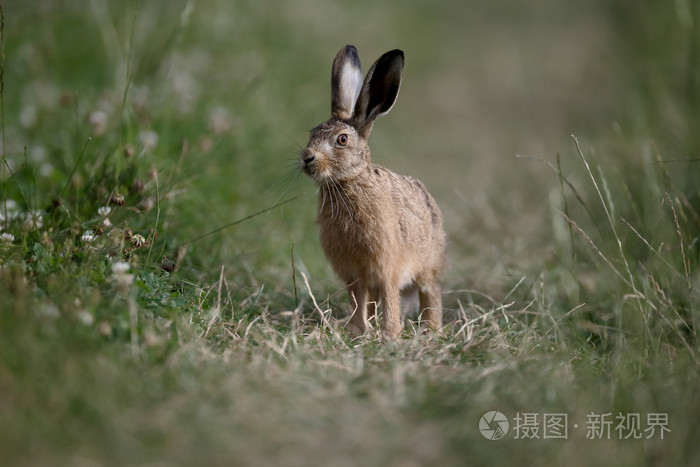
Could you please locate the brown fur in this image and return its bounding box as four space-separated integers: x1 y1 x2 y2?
301 46 446 340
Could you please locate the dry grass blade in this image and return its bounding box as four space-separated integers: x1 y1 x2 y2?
300 271 347 347
621 217 696 290
177 194 303 248
203 265 225 338
665 192 691 289
556 209 636 291
517 152 602 236
572 135 643 311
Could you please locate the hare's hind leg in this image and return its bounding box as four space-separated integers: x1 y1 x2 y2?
346 281 369 336
418 279 442 331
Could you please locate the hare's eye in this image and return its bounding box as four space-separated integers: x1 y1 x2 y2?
336 134 349 147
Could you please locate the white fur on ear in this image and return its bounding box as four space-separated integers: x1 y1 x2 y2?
338 61 363 115
331 45 363 120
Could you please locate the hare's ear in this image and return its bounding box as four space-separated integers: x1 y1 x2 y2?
331 45 363 120
353 49 404 138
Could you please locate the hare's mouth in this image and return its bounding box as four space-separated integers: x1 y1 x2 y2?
301 150 327 181
300 160 318 178
303 167 334 186
304 168 330 185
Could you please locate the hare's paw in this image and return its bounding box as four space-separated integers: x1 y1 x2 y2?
344 320 368 337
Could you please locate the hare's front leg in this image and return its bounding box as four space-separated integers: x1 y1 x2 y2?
380 283 402 340
346 281 368 336
419 279 443 331
367 288 379 324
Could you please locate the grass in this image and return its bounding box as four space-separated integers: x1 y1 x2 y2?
1 1 699 466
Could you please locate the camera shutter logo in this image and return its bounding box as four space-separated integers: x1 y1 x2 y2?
480 411 509 440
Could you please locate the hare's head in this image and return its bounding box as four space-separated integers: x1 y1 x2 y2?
301 45 404 183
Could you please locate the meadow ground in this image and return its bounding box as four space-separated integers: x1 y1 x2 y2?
1 1 699 465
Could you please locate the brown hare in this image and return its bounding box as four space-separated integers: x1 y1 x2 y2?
300 45 446 340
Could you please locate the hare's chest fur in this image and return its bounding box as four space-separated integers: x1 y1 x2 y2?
317 175 395 272
316 166 444 289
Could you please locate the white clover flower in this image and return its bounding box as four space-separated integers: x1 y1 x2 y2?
2 199 18 217
112 261 130 275
77 310 94 326
19 105 37 129
111 261 134 290
30 145 47 163
139 130 159 151
39 163 54 177
109 193 125 206
138 197 155 212
81 231 95 243
131 233 146 248
37 301 60 319
0 232 15 243
208 107 233 134
131 84 151 112
172 72 198 114
98 206 112 227
23 210 43 230
89 110 108 135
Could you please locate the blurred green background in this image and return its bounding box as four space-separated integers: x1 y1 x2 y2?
1 0 699 465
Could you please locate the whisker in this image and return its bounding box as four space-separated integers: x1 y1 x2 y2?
333 179 342 219
281 158 302 170
329 181 337 218
259 144 306 201
331 177 352 220
269 169 303 206
263 166 303 204
318 184 333 216
331 180 341 219
334 178 353 219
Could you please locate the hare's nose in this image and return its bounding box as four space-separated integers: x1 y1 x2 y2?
302 149 315 166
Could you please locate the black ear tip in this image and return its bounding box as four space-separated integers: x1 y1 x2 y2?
380 49 405 67
342 45 361 68
343 44 359 57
